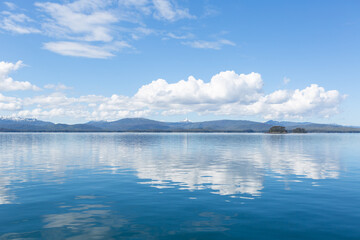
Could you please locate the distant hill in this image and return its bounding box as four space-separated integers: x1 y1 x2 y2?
87 118 170 131
85 118 273 132
0 117 101 132
0 117 359 133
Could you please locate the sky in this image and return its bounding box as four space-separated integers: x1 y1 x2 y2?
0 0 359 125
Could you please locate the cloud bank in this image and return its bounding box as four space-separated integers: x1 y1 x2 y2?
0 60 346 121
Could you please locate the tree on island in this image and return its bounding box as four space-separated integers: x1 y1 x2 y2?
268 126 287 134
292 127 307 133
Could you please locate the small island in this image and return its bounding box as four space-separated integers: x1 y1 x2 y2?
292 127 307 133
268 126 287 134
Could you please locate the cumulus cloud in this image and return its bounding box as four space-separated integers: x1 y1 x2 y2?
16 78 348 120
134 71 263 105
182 39 236 50
0 93 22 110
0 65 345 121
261 84 345 119
24 93 76 108
129 72 344 120
0 61 40 91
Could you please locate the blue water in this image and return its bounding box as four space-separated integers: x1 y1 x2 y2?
0 133 359 239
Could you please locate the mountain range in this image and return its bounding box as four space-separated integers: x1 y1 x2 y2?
0 117 359 133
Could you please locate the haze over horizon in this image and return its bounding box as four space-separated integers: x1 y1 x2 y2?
1 0 359 125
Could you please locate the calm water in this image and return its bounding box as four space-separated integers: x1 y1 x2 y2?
0 133 359 239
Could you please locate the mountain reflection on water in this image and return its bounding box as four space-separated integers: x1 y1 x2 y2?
0 133 341 204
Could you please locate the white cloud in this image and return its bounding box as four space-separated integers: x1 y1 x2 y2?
152 0 194 21
263 90 291 104
1 0 233 57
119 0 150 7
118 0 194 21
130 72 344 120
33 0 133 58
34 0 194 46
0 78 40 91
166 32 194 40
0 11 41 34
134 71 263 105
0 93 22 110
261 84 345 119
283 76 290 85
15 107 92 119
183 39 235 50
24 93 76 107
43 41 130 59
118 0 151 15
1 69 345 121
4 2 16 10
0 60 22 79
35 0 118 42
131 27 155 40
0 61 40 91
44 83 72 91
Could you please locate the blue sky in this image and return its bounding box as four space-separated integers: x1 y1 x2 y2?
0 0 359 124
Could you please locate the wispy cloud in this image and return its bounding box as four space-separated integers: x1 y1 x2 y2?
283 77 291 85
0 0 235 58
43 41 131 59
35 1 118 42
118 0 194 21
44 83 72 91
3 2 16 10
0 11 41 34
166 32 194 40
182 39 236 50
34 0 195 57
131 27 155 40
152 0 194 21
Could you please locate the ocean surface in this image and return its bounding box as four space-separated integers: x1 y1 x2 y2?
0 133 359 239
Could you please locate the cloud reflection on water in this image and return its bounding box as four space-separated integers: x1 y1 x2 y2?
126 134 340 196
0 133 342 204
